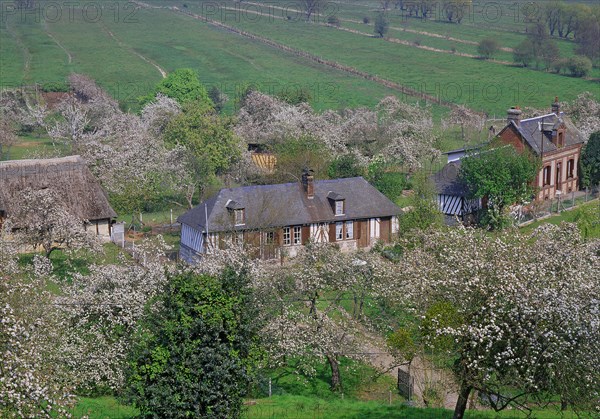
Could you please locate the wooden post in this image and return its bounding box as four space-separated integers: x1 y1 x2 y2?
268 378 272 397
389 390 392 405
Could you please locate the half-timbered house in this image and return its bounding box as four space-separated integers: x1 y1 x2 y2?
497 98 586 201
178 171 401 262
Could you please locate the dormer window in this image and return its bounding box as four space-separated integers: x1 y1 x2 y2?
327 191 345 216
226 199 245 226
234 209 245 226
335 200 344 216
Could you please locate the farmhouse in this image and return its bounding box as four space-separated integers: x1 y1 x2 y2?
497 98 587 201
178 171 401 262
0 156 117 241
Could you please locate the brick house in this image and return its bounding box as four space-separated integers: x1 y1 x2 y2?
178 171 401 262
497 98 587 201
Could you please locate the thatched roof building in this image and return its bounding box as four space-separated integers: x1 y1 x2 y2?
0 156 116 224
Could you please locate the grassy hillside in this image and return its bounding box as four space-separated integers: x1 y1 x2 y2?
2 1 597 115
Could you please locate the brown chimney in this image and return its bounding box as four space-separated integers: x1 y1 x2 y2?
302 169 314 199
507 106 523 126
552 96 560 116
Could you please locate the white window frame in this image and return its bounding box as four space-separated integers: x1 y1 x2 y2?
234 209 245 226
293 226 302 245
336 222 343 240
335 200 345 216
345 221 353 239
283 227 291 246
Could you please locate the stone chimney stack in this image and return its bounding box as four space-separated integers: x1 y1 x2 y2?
302 169 314 199
507 106 523 126
552 96 560 116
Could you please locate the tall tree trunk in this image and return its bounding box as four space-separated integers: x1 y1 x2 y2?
453 382 472 419
326 353 342 392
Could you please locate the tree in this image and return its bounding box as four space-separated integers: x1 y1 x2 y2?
574 15 600 61
396 225 600 418
300 0 323 21
140 68 213 108
11 187 99 258
208 86 229 113
443 0 470 23
580 131 600 188
477 38 500 59
374 12 389 37
459 144 540 229
444 105 485 142
54 238 169 394
397 170 442 233
327 153 364 179
125 268 261 418
513 38 535 67
567 55 592 77
164 102 242 200
259 244 393 392
0 118 17 160
0 234 74 417
563 92 600 139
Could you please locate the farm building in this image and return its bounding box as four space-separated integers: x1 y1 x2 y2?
0 156 117 241
431 159 481 221
497 98 587 201
178 170 401 262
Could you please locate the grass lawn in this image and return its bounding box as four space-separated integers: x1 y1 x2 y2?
72 395 585 418
520 199 600 238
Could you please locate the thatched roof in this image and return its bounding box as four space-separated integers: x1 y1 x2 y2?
0 156 117 221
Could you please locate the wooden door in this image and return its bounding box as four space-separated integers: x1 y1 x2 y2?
380 217 391 243
358 220 369 248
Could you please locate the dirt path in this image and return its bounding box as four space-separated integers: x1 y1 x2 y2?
5 22 31 79
100 22 167 78
131 1 462 110
245 1 513 53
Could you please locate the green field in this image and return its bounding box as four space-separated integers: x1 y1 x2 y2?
2 1 598 116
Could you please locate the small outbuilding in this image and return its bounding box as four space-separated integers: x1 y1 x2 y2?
0 156 117 241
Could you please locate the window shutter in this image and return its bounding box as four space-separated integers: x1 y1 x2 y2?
354 221 361 240
302 225 310 245
329 223 336 242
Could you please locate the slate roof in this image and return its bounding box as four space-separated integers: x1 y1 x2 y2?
502 112 586 155
0 156 117 221
431 161 469 197
178 177 401 232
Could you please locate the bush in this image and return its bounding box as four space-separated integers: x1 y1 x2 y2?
363 16 370 24
374 13 388 38
366 160 407 200
327 154 364 179
327 15 341 27
477 38 500 59
513 38 534 67
126 269 261 418
567 55 592 78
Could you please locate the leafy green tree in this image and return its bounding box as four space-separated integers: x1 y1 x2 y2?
126 268 261 418
327 154 364 179
374 12 389 37
513 38 535 67
397 170 443 234
477 38 500 59
366 158 407 201
580 131 600 188
164 102 242 198
141 69 213 108
459 144 540 229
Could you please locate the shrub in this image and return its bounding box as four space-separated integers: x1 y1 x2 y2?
327 154 364 179
477 37 500 59
126 269 260 418
327 15 341 27
567 55 592 78
363 16 370 24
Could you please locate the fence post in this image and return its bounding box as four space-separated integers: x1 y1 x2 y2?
389 390 392 405
268 378 272 397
